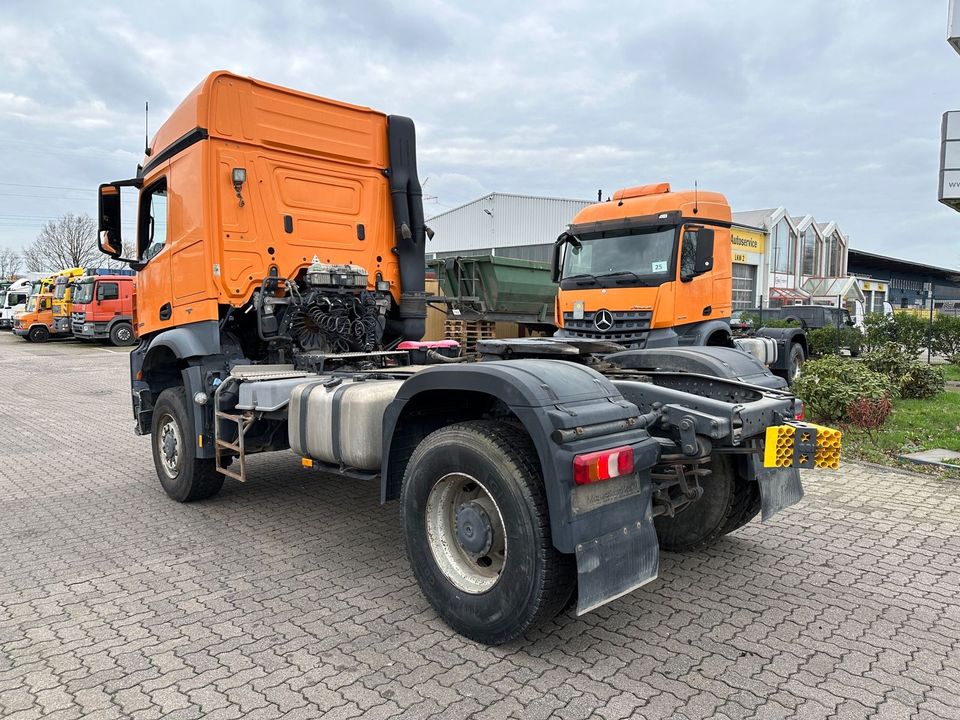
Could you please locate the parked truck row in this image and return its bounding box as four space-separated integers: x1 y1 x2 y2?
92 71 842 645
5 268 136 345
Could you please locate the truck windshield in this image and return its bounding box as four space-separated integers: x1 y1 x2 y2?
73 282 94 305
26 296 37 312
54 282 68 299
561 225 676 287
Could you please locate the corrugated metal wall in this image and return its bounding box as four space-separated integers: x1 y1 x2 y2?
426 193 591 257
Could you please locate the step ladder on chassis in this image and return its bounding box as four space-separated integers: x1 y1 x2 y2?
213 364 310 482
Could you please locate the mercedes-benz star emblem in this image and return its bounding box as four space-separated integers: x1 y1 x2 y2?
594 309 614 331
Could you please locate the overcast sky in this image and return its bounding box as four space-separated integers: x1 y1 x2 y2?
1 1 959 267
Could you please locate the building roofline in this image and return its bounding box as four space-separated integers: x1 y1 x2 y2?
426 191 593 222
848 248 960 279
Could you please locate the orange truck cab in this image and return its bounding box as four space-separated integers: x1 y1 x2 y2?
13 292 55 342
71 273 137 346
553 183 732 348
552 183 807 382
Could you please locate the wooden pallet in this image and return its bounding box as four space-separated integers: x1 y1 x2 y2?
444 319 495 352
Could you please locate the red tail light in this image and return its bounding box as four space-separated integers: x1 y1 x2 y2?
573 446 634 485
794 401 805 421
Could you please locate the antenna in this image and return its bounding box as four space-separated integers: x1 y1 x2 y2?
597 188 602 202
693 180 699 214
144 101 151 156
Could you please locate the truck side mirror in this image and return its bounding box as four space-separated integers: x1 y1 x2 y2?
551 233 567 283
694 228 714 274
96 285 104 302
551 232 581 283
98 179 142 262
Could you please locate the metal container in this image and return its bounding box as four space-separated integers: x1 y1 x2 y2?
429 254 556 325
288 378 404 469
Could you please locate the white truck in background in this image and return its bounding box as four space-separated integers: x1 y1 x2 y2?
0 277 36 330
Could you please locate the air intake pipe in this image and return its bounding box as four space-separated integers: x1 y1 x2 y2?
386 115 427 341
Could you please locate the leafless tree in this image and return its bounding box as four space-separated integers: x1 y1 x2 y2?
23 213 100 272
0 247 22 279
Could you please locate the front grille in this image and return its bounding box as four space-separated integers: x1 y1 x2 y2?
71 311 85 333
562 310 652 347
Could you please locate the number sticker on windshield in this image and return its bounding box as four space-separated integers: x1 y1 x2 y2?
652 261 667 272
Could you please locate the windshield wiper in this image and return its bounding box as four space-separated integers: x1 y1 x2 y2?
562 273 599 286
595 270 644 285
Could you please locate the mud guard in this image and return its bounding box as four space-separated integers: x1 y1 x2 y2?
742 455 804 521
575 479 659 615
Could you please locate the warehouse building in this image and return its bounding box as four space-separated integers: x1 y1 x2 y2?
426 192 592 262
847 249 960 309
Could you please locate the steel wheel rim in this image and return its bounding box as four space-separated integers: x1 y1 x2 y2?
116 327 131 341
425 473 507 594
792 351 804 381
158 414 183 480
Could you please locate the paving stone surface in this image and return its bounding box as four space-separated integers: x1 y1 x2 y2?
1 331 959 719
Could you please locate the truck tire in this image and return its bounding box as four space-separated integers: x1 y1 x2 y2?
400 420 575 645
109 322 135 347
655 455 759 551
151 387 224 502
782 342 805 384
28 326 49 342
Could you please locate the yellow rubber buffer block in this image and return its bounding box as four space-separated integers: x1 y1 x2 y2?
763 422 842 469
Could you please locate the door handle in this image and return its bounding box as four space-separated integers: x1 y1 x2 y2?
159 303 172 321
702 306 712 316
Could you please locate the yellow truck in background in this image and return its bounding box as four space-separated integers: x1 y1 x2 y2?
51 267 86 335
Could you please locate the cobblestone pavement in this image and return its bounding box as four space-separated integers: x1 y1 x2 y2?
2 331 959 720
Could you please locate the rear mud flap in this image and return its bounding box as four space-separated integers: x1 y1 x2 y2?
574 483 659 615
752 457 804 521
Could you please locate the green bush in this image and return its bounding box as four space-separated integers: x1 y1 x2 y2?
931 314 960 357
862 312 927 355
861 344 913 395
861 344 946 399
808 326 863 356
791 356 894 423
900 364 946 399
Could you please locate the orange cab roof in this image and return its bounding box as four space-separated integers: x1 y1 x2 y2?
572 186 731 227
145 71 388 167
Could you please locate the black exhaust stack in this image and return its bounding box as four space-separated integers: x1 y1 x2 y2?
386 115 427 342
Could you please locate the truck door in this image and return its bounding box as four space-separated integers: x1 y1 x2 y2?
677 226 722 321
98 281 120 322
134 178 174 334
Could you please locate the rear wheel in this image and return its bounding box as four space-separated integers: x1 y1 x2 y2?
28 326 49 342
151 387 224 502
773 342 805 385
109 322 135 347
401 420 575 645
655 455 760 551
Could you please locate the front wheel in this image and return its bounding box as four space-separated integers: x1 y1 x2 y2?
109 322 135 347
151 387 224 502
28 326 49 342
400 420 575 645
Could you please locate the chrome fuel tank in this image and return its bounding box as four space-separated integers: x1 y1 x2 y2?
288 379 404 470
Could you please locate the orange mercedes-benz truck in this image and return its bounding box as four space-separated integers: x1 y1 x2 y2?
98 72 839 644
552 183 807 382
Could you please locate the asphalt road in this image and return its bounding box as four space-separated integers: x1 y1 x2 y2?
1 330 959 719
